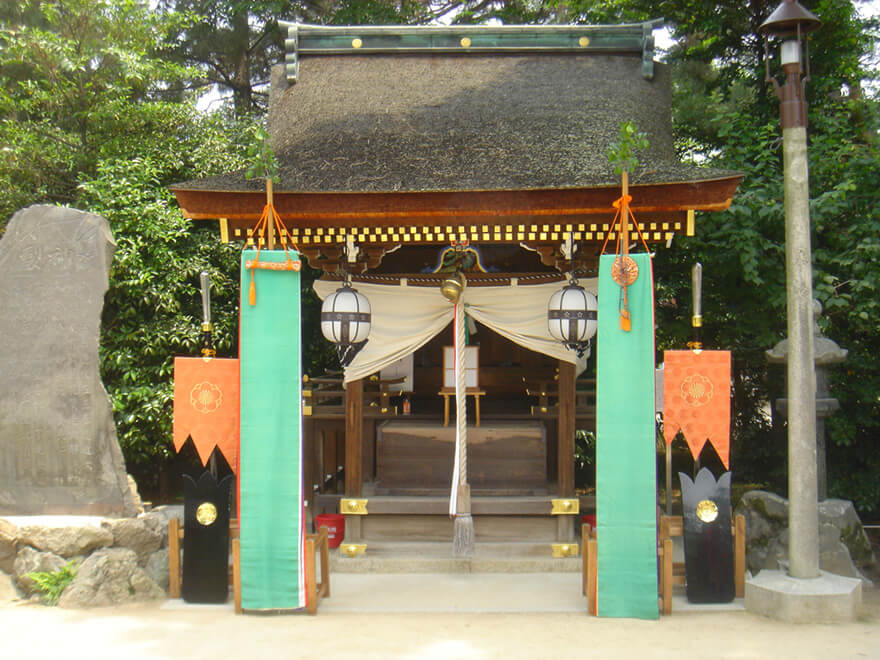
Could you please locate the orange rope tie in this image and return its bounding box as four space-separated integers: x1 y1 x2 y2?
627 206 651 254
246 203 302 306
599 200 624 256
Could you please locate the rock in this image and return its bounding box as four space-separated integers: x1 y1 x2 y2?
735 491 876 585
820 499 876 570
57 548 165 608
102 518 162 565
144 549 169 592
0 518 18 573
0 572 19 604
13 546 66 595
17 524 113 558
0 204 136 516
140 510 171 547
128 475 145 515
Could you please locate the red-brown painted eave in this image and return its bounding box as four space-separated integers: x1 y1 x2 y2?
170 176 742 224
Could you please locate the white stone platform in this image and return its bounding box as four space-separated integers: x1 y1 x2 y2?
745 569 862 623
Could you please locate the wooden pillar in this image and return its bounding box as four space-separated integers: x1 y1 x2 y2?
344 378 364 542
344 378 363 496
557 360 576 497
302 417 315 530
557 360 576 542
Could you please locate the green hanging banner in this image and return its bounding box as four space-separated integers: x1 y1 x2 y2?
595 252 658 619
238 249 305 611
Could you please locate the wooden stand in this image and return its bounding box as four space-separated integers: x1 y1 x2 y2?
169 518 330 614
581 513 746 616
438 387 485 427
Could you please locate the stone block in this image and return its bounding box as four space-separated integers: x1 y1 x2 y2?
17 524 113 558
0 518 18 574
140 510 171 547
145 549 170 592
735 491 875 584
57 547 165 608
102 518 162 565
0 205 135 516
0 572 18 604
13 546 66 595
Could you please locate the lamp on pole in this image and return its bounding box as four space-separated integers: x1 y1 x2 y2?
759 0 821 581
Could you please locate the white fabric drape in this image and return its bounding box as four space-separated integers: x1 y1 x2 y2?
313 277 598 383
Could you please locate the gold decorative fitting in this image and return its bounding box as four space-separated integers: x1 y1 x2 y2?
340 543 367 557
551 499 580 515
302 389 313 398
340 498 368 515
551 543 579 558
696 499 719 523
460 37 472 48
201 322 213 332
302 405 313 416
578 36 590 47
196 502 218 526
351 38 362 49
692 315 703 328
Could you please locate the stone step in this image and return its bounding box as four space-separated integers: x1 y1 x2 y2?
330 541 582 574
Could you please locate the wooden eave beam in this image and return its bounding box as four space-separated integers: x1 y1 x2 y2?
170 177 741 224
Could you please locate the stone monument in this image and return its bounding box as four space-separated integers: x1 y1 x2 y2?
0 205 136 516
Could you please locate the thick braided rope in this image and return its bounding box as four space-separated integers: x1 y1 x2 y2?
455 301 468 491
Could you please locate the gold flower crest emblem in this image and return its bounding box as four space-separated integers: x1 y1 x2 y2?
190 381 222 414
680 374 714 407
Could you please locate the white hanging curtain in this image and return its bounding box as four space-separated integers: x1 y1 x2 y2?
313 277 598 383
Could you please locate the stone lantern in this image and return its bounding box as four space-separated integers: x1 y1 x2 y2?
767 300 847 500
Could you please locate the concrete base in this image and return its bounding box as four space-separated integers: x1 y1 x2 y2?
745 569 862 623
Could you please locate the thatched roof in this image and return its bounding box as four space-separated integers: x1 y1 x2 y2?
175 24 738 196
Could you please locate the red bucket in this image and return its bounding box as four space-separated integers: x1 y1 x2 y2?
314 514 345 548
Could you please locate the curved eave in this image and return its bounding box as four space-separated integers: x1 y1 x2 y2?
170 175 742 224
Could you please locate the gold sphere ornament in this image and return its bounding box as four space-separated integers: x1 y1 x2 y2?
440 272 466 303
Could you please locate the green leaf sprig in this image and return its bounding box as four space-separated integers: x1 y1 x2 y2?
607 121 649 176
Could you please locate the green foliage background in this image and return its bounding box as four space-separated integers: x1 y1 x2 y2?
1 0 878 513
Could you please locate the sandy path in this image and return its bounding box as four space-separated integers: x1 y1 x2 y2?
1 593 878 660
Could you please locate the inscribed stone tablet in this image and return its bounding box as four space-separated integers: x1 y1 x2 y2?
0 205 135 516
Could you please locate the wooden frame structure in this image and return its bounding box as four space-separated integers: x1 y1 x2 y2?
581 513 747 615
169 518 331 614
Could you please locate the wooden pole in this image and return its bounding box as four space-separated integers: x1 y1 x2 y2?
557 360 576 543
344 378 363 497
266 178 276 251
557 360 576 498
344 377 363 544
621 170 630 257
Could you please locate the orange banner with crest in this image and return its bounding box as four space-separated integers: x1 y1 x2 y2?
663 350 731 468
173 357 240 473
